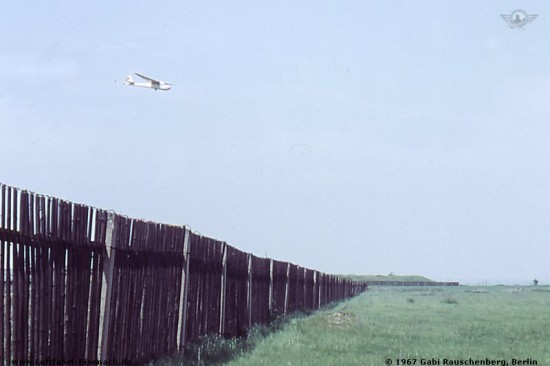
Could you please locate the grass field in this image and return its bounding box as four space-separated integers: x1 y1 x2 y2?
222 285 550 366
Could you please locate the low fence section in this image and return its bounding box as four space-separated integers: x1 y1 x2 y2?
367 281 459 286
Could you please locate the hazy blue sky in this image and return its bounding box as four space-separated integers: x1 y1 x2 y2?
2 1 549 284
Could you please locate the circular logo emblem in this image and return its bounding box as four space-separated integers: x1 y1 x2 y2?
509 9 529 27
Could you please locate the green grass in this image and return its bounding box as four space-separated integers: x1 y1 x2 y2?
223 286 550 366
150 311 321 366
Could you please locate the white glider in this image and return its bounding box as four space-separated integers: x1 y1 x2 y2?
125 73 172 91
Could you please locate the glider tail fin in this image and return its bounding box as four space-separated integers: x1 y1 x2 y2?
124 76 135 85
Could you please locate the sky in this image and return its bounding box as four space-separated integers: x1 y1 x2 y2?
1 1 549 285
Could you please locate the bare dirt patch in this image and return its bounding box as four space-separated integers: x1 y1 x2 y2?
327 311 356 327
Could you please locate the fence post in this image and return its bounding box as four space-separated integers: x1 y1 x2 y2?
313 271 317 309
218 243 227 336
177 227 191 353
303 268 307 310
283 262 290 315
246 254 253 328
98 212 117 361
268 259 273 314
318 273 322 308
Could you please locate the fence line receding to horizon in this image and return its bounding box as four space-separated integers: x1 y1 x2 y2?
0 183 368 364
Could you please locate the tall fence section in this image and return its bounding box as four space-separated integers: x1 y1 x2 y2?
0 183 368 363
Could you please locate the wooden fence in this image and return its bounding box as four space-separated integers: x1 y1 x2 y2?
0 183 368 364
